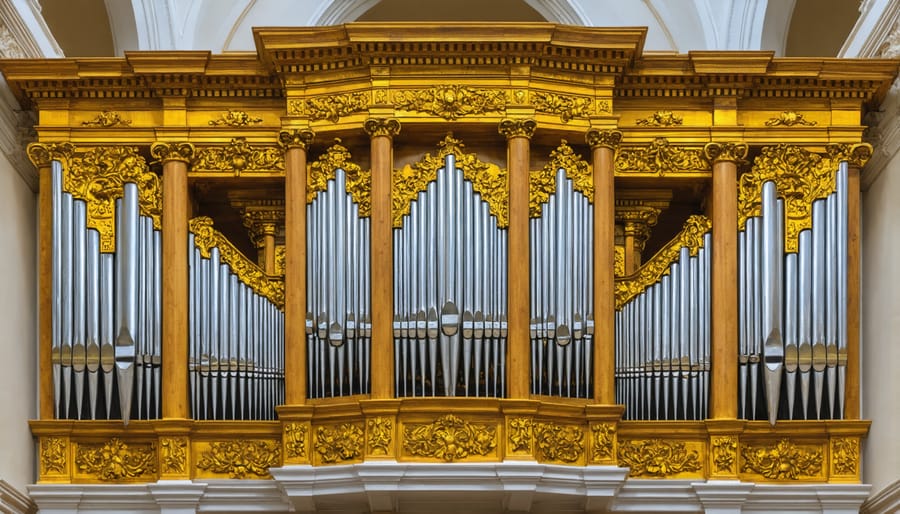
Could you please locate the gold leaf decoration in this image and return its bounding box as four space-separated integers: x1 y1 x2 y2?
197 440 281 478
615 215 711 309
764 111 817 127
586 129 622 150
307 139 370 216
635 110 683 126
617 439 702 478
530 140 591 217
404 414 496 462
535 422 584 463
274 245 285 275
285 423 308 458
591 423 615 461
704 142 748 164
67 146 160 253
393 133 507 228
242 208 283 251
82 111 132 127
277 129 315 151
712 436 738 474
189 216 284 308
367 417 393 455
393 85 506 120
614 246 625 277
209 110 263 127
316 423 364 463
498 118 537 139
508 417 533 452
27 142 76 168
289 92 369 122
831 438 859 475
75 438 156 481
363 117 401 138
532 91 593 122
41 437 67 474
741 439 823 480
193 137 284 176
160 437 187 474
615 137 710 175
596 99 612 114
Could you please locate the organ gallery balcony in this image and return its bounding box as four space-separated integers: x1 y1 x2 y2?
1 22 896 513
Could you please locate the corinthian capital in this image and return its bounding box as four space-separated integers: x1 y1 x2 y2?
585 129 623 150
363 118 401 138
498 118 537 139
703 142 748 164
278 129 315 150
27 142 75 168
150 142 195 164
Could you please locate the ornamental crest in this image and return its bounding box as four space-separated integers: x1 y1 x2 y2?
530 140 591 217
393 85 506 120
193 137 284 175
308 139 371 216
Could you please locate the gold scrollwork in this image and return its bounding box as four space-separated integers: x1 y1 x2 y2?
616 137 710 174
764 111 817 127
586 129 622 150
615 215 711 309
712 436 738 474
534 422 584 463
831 438 859 475
289 91 369 122
160 437 187 475
308 139 371 216
189 216 285 308
393 134 508 228
508 417 533 452
367 417 393 455
530 140 591 217
75 438 156 481
591 423 615 462
617 439 702 478
316 423 364 463
67 146 161 253
193 137 284 176
741 439 823 480
197 440 281 479
404 414 496 462
635 110 683 126
285 422 308 458
278 129 315 151
82 110 132 128
393 85 506 120
275 245 285 275
827 142 873 168
531 91 593 122
209 110 263 127
41 437 67 474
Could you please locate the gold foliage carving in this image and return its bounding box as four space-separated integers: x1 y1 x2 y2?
82 111 132 127
616 138 709 175
367 417 393 455
615 215 711 309
197 440 281 478
393 85 506 120
827 142 872 168
393 134 507 228
531 91 593 122
284 423 308 458
75 438 156 481
529 140 591 217
586 129 622 150
150 142 195 164
189 216 285 308
535 422 584 463
289 91 369 122
316 423 364 463
404 414 496 462
209 110 263 127
712 436 738 474
704 142 748 163
508 417 533 452
27 142 75 168
498 118 537 139
363 118 401 138
275 245 285 275
278 129 315 150
193 137 284 176
67 146 160 253
831 438 859 475
765 111 817 127
160 437 187 474
591 423 615 461
635 110 683 126
307 139 371 216
41 437 67 474
614 246 625 277
617 439 702 478
741 439 823 480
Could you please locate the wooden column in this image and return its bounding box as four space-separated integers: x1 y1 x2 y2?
279 129 314 405
499 119 536 399
150 142 195 419
845 149 866 420
365 118 400 399
586 129 621 404
703 142 747 420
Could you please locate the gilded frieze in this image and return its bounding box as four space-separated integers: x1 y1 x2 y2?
367 417 393 456
209 110 263 127
196 440 281 479
831 438 859 476
534 422 584 463
159 437 187 475
40 436 67 475
393 85 506 120
508 417 533 453
711 436 737 474
288 91 369 122
192 137 284 176
315 423 364 463
590 423 615 462
741 439 823 480
403 414 496 462
635 110 683 127
81 110 132 128
75 438 156 481
615 138 709 175
529 140 591 217
617 439 702 478
307 139 371 216
764 111 817 127
531 91 593 122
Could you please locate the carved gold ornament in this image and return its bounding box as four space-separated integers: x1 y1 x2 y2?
614 246 625 277
741 439 823 480
764 111 817 127
712 436 738 474
393 134 508 228
41 437 67 474
827 142 873 169
160 437 187 474
82 110 132 128
289 91 369 122
591 423 615 461
196 440 281 478
508 417 533 452
278 129 315 151
530 140 591 217
193 137 284 176
616 138 710 175
635 110 683 126
367 417 393 455
316 423 364 463
393 85 506 120
363 117 401 138
284 422 308 458
209 110 263 127
531 91 593 122
615 215 711 309
75 438 156 481
242 208 283 250
307 139 371 216
831 438 859 475
498 118 537 139
403 414 496 462
586 129 622 150
704 141 749 164
67 146 161 253
534 422 584 463
617 439 702 478
27 141 76 168
275 245 285 275
189 217 285 308
150 142 195 164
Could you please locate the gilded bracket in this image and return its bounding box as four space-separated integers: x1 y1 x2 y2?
278 129 315 151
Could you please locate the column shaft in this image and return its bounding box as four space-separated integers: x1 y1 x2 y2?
845 164 861 419
506 133 530 399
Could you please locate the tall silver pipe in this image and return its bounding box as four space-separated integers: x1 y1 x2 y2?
86 228 100 419
761 181 783 425
798 229 812 419
825 189 838 418
836 162 849 419
100 252 114 418
72 200 87 419
61 191 74 418
51 162 63 418
115 183 139 424
811 199 826 418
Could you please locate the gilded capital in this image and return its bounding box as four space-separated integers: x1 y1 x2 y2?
826 142 873 168
150 142 195 164
585 129 623 150
278 129 315 150
363 118 401 138
27 142 75 168
498 118 537 139
703 142 748 164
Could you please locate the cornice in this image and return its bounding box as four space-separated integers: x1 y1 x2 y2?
862 479 900 514
0 480 35 514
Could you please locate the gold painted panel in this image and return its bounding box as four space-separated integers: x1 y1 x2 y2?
194 440 281 479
